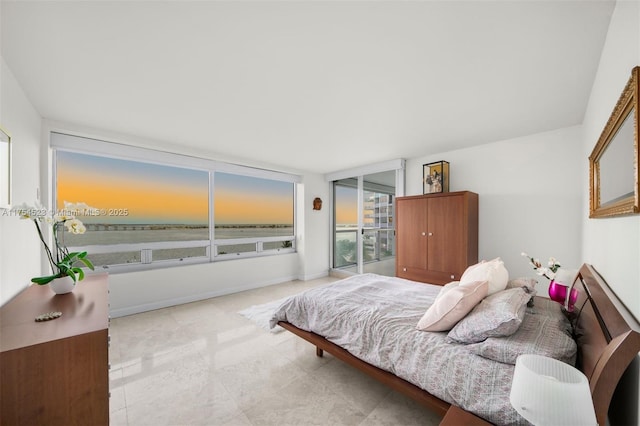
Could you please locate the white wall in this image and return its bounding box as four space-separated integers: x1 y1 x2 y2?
298 173 331 281
0 57 43 305
108 253 301 317
406 125 584 296
581 1 640 424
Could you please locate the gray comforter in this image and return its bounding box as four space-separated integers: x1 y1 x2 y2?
270 273 533 425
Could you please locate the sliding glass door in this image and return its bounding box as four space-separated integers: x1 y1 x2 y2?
362 171 396 275
332 169 398 276
333 178 358 270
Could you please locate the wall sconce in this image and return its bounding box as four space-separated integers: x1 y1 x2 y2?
510 354 597 426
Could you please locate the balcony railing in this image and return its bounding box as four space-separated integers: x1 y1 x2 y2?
68 234 295 273
334 228 395 268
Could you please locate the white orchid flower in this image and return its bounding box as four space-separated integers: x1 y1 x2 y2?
64 218 86 235
14 202 47 219
13 200 95 285
64 201 98 217
13 202 35 219
535 267 548 276
522 251 562 281
55 213 75 222
64 201 85 212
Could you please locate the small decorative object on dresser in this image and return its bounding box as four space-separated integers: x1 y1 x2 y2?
14 201 95 293
423 161 449 194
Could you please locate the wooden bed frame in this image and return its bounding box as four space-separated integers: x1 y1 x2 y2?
278 264 640 425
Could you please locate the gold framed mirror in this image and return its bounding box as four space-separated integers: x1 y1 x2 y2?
589 66 639 218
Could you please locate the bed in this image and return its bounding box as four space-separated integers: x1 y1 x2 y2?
270 263 640 425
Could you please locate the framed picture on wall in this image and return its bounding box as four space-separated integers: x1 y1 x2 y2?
0 126 11 209
423 161 449 194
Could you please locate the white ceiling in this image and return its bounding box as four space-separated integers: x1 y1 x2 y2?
1 1 614 175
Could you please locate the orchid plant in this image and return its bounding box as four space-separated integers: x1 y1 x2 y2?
16 201 95 285
521 252 561 281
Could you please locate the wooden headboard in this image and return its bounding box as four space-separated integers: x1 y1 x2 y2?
570 264 640 426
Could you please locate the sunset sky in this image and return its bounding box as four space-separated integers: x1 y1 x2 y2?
214 172 293 225
335 185 357 226
56 152 293 225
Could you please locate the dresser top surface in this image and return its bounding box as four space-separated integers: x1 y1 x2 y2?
0 273 109 352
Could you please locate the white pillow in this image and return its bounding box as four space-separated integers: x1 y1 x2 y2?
416 280 489 332
460 258 509 295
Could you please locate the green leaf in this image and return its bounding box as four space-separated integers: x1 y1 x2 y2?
31 274 60 285
71 267 85 281
78 257 95 270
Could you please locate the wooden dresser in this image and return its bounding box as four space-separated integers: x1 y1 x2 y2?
0 273 109 426
396 191 478 284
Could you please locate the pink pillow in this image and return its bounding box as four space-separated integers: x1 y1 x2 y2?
434 281 460 301
416 280 489 331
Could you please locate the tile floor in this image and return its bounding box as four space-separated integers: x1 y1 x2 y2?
108 276 443 426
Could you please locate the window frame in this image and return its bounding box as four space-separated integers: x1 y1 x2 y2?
51 132 299 273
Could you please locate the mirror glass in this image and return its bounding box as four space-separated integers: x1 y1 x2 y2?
598 108 635 206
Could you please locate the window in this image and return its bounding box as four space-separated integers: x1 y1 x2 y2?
56 150 210 268
214 172 295 257
52 132 298 272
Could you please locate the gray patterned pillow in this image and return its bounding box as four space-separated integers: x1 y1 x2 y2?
506 277 538 307
506 277 537 290
447 287 531 344
466 303 576 365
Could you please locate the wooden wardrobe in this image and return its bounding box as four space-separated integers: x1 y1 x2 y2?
396 191 478 285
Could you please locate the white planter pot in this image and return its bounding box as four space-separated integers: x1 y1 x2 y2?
49 275 76 295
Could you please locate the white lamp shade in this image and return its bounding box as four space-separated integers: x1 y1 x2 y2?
510 354 597 426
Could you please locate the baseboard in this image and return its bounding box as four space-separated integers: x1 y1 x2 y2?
298 269 330 281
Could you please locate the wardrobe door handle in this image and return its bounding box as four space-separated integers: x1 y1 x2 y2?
428 232 433 236
421 232 426 236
